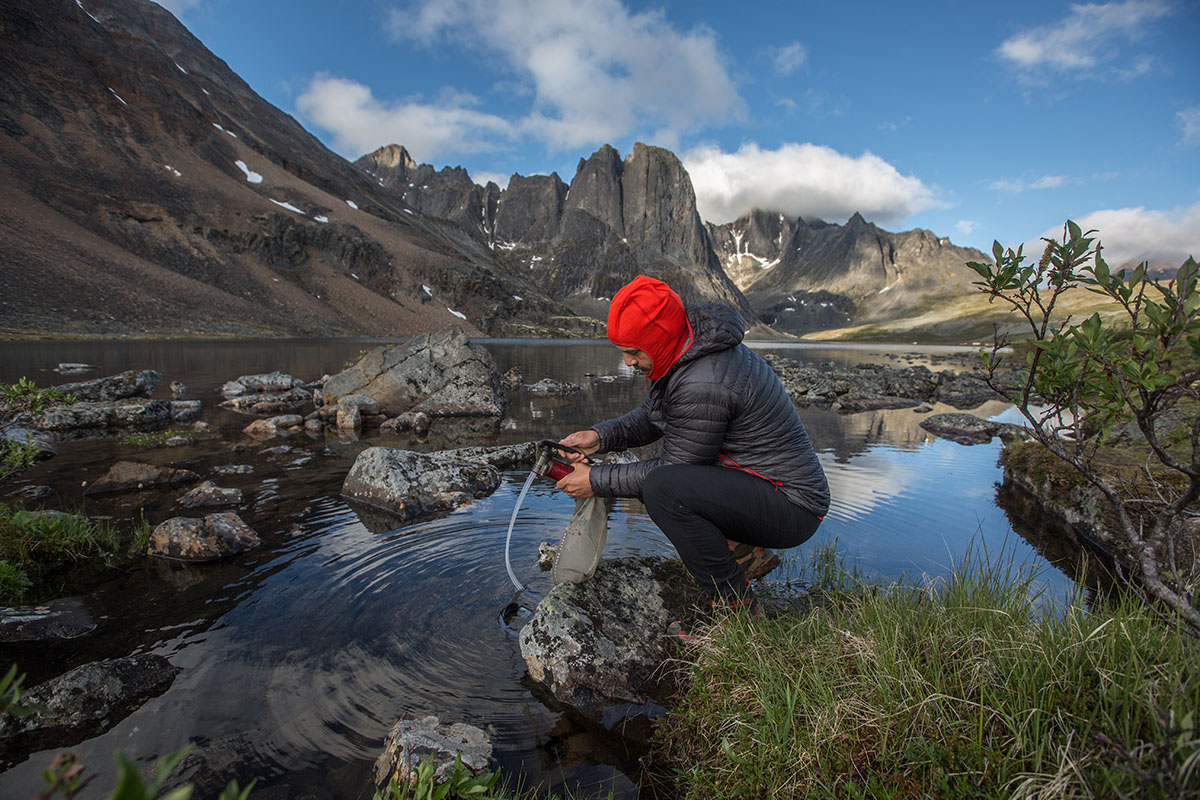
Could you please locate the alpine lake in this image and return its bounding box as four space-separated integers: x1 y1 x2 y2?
0 337 1079 799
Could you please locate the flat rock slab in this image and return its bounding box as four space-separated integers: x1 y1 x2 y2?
56 369 161 401
148 512 260 561
85 461 200 494
341 447 501 522
520 557 692 717
0 655 177 763
0 597 96 642
920 412 1004 444
34 398 174 432
374 715 493 790
323 328 507 417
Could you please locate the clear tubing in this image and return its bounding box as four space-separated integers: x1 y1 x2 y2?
504 471 536 592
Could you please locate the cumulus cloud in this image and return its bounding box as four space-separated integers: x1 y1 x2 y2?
682 142 937 226
1179 107 1200 147
295 75 515 161
385 0 744 150
1038 202 1200 268
470 171 511 189
997 0 1170 78
772 41 808 75
956 220 978 236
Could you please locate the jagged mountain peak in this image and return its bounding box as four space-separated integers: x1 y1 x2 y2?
362 143 418 171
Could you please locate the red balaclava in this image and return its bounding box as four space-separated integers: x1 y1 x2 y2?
607 275 693 381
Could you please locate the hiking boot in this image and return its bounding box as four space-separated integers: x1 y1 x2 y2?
728 541 781 581
669 593 762 645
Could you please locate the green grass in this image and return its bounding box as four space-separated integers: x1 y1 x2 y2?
123 429 194 448
0 503 122 603
655 544 1200 799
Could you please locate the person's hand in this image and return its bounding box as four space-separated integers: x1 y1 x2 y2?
559 429 600 462
556 463 594 499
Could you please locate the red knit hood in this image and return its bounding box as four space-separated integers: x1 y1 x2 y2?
606 275 693 381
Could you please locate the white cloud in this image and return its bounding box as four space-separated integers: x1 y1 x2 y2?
682 142 936 226
988 174 1070 193
471 170 511 189
956 220 978 236
997 0 1171 78
1038 202 1200 268
386 0 745 150
295 75 515 160
1179 107 1200 148
772 41 808 75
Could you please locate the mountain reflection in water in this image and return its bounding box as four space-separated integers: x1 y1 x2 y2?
0 338 1075 800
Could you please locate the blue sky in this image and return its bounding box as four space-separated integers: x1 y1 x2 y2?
159 0 1199 267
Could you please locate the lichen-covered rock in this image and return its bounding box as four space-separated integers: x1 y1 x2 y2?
243 414 303 439
323 328 507 417
177 481 243 508
527 378 582 397
147 512 260 560
519 557 686 715
337 405 362 431
439 442 536 470
338 393 382 416
0 655 177 761
341 447 501 521
34 398 173 432
85 461 200 494
56 369 161 401
836 394 920 412
373 715 493 790
920 412 1004 444
220 372 305 397
171 400 201 423
380 411 432 435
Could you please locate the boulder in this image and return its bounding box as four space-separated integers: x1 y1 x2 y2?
519 557 696 716
147 512 260 561
177 481 243 508
55 369 161 401
220 372 305 397
374 715 493 790
323 328 507 417
85 461 200 494
527 378 582 397
380 411 432 435
341 447 501 522
338 393 382 416
34 398 173 432
337 405 363 432
0 655 177 761
920 412 1004 444
0 597 96 642
243 414 303 439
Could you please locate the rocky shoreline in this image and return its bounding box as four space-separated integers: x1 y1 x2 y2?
0 332 1052 793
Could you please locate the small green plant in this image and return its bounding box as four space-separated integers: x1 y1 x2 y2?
130 512 155 556
374 754 502 800
0 503 122 603
36 745 255 800
0 377 76 415
0 437 41 483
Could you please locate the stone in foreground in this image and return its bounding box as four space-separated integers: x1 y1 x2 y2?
148 512 260 560
341 447 501 522
373 715 493 790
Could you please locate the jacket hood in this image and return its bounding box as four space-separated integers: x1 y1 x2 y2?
607 275 694 381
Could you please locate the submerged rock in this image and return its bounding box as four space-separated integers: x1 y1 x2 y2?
0 426 56 463
323 328 507 417
341 447 501 522
170 400 201 423
147 512 260 560
374 715 493 790
177 481 243 509
0 597 96 642
0 655 178 763
85 461 201 494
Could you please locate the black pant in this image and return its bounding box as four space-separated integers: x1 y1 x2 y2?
641 464 822 599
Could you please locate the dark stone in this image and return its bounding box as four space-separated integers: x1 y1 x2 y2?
0 597 96 642
147 512 260 560
85 461 201 494
836 394 920 412
55 369 161 401
177 480 242 508
920 412 1002 444
341 447 501 522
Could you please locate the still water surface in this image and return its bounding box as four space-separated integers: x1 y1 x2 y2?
0 338 1072 799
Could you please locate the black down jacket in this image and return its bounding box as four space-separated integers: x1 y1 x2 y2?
588 304 830 518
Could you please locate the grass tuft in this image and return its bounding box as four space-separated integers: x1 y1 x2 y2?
0 503 122 603
655 543 1200 799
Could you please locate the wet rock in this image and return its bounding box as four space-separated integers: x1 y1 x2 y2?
243 414 303 439
337 405 362 432
191 421 212 432
177 481 243 508
56 369 161 401
34 398 173 432
220 372 306 397
374 715 493 790
164 436 194 447
323 328 507 417
54 363 96 374
342 447 501 522
170 381 188 399
836 394 920 412
304 418 325 435
338 393 382 416
0 426 56 463
7 484 53 500
261 445 293 456
212 464 253 475
0 655 178 762
171 400 201 423
528 378 582 397
147 512 260 561
920 412 1003 444
501 366 523 391
380 411 432 435
84 461 200 494
221 388 311 414
520 557 693 716
0 597 96 642
440 442 537 470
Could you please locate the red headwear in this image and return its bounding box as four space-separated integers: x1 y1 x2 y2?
606 275 693 381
